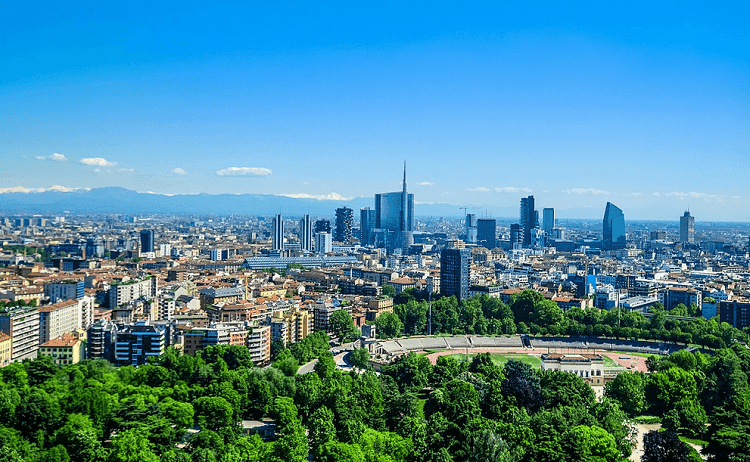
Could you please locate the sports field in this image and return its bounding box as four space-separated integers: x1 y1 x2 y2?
447 352 543 369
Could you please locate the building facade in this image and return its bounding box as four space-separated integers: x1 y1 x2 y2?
440 247 471 301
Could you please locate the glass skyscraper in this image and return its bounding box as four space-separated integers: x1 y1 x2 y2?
374 162 414 251
603 202 626 250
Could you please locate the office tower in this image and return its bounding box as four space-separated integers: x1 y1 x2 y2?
314 219 331 234
476 218 496 249
272 214 284 251
519 196 538 247
298 215 313 251
510 224 523 248
603 202 626 250
542 208 555 234
680 211 695 244
465 214 478 244
374 162 415 251
139 229 155 253
360 207 376 246
334 207 354 243
440 247 471 301
315 232 332 255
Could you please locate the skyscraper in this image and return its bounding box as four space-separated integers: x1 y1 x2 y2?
510 224 523 248
440 246 470 301
680 211 695 244
334 207 354 243
477 218 496 250
374 162 414 251
465 214 478 244
360 207 376 246
139 229 155 253
314 219 331 235
542 208 555 235
272 214 284 251
519 196 538 247
603 202 626 250
298 215 313 251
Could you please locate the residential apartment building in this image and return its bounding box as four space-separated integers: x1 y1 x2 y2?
109 277 158 308
0 305 40 362
114 321 165 366
44 280 84 303
38 299 82 344
0 333 11 367
38 332 84 366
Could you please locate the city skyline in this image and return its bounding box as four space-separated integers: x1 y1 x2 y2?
2 2 749 221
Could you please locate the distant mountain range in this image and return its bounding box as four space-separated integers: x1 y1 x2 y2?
0 187 520 218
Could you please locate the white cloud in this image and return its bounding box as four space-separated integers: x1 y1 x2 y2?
50 153 67 161
36 152 68 161
216 166 272 176
80 157 116 167
666 191 721 201
466 187 491 192
417 181 434 186
653 192 661 197
0 185 87 194
622 192 643 197
172 167 187 175
562 188 611 195
118 168 135 172
278 192 353 201
494 187 532 193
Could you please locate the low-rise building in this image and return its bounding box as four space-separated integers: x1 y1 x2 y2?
38 332 84 366
541 353 604 386
0 332 11 367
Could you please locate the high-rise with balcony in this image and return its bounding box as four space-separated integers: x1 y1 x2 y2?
334 207 354 243
603 202 626 250
680 211 695 244
0 305 40 362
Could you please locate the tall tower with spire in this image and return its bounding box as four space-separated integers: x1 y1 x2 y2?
374 162 415 252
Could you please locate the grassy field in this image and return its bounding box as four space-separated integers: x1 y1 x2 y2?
601 355 625 367
448 353 543 369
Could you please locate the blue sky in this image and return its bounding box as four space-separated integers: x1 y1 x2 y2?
1 1 748 220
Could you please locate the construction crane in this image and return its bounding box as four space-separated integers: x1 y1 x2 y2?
459 205 480 216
